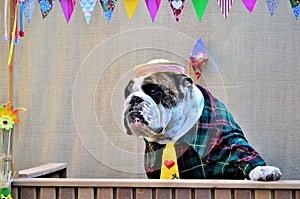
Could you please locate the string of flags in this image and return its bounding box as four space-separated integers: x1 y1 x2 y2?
2 0 300 42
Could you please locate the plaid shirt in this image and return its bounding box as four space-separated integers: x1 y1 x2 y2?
144 85 266 179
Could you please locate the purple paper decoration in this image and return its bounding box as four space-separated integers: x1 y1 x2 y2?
145 0 161 22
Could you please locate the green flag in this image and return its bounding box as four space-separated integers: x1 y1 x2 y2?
192 0 208 22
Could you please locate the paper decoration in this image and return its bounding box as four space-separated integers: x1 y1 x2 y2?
242 0 257 12
123 0 139 19
23 0 37 23
38 0 56 19
80 0 96 23
192 0 208 22
23 0 36 24
190 37 208 79
59 0 76 23
289 0 300 19
168 0 186 22
266 0 280 15
99 0 118 22
145 0 161 22
217 0 233 18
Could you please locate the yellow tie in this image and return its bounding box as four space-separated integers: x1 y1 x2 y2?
160 142 180 179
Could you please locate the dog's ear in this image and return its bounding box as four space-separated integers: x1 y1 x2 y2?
172 74 194 99
124 80 134 99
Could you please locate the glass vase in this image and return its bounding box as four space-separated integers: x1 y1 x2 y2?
0 129 16 187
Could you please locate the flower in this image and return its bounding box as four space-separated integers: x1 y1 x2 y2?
0 102 20 131
0 187 12 199
0 116 14 131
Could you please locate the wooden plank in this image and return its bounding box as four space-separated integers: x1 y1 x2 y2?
11 187 19 199
274 190 292 199
214 189 231 199
19 163 67 178
296 191 300 199
136 188 152 199
155 188 172 199
78 187 94 199
59 187 75 199
20 187 37 199
254 190 272 199
175 188 191 199
97 188 113 199
195 189 211 199
116 188 133 199
234 189 251 199
40 187 56 199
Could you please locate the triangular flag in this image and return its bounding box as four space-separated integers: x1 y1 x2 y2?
168 0 186 22
38 0 56 19
123 0 139 19
265 0 280 16
60 0 76 23
217 0 233 18
99 0 118 23
242 0 256 12
190 37 208 79
145 0 161 22
192 0 208 22
24 0 37 23
80 0 96 23
289 0 300 19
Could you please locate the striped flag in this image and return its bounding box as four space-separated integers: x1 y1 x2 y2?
217 0 233 18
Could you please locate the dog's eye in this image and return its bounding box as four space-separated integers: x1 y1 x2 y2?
142 84 163 104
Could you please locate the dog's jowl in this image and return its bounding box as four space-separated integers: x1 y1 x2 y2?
123 59 281 181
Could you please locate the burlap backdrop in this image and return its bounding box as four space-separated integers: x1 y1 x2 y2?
0 1 299 179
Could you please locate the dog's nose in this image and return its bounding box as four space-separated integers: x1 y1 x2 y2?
133 118 142 125
128 111 148 126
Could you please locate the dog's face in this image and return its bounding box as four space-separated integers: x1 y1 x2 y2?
123 72 204 144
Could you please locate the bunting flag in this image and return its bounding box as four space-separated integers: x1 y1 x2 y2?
289 0 300 19
23 0 37 23
123 0 139 19
80 0 97 23
99 0 118 22
242 0 257 12
38 0 56 19
190 37 208 79
266 0 280 15
60 0 76 23
168 0 186 22
192 0 208 22
217 0 233 18
145 0 161 22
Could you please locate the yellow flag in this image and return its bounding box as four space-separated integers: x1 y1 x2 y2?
123 0 139 19
160 142 180 179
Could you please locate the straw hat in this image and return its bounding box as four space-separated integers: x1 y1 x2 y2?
134 59 185 77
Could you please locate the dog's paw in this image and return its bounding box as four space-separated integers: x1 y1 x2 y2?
249 166 281 181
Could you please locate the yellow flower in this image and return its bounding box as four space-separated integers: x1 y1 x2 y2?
0 102 20 131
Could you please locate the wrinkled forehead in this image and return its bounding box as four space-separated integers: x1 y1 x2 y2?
131 72 180 92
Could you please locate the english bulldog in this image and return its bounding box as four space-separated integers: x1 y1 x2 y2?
123 59 281 181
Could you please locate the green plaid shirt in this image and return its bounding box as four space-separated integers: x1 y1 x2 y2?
144 85 266 179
